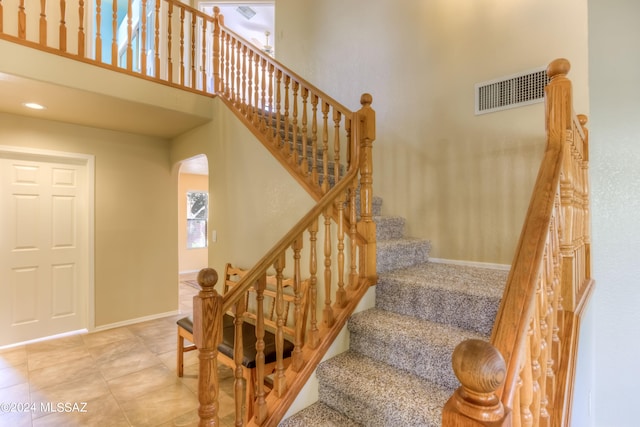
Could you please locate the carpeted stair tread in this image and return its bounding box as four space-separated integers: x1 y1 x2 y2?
376 262 507 335
278 402 363 427
348 308 484 389
316 351 451 427
376 238 431 273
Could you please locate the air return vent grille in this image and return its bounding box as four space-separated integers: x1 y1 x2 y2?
475 67 550 115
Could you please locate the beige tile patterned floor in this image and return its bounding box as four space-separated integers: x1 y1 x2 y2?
0 280 237 427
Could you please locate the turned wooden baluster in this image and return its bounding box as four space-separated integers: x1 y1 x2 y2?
140 0 147 75
539 249 552 424
443 339 510 426
357 94 377 281
307 218 320 349
291 236 304 371
18 0 25 39
202 19 208 92
291 81 300 166
266 63 275 141
333 109 342 185
323 207 334 327
95 0 102 61
310 94 319 186
59 0 67 50
241 45 248 112
233 287 246 426
349 174 359 288
259 58 267 131
179 8 185 84
39 0 46 45
111 0 117 64
253 53 260 124
235 40 242 107
154 0 160 75
273 254 287 397
190 13 196 88
77 0 84 56
0 0 4 33
229 37 237 102
300 88 310 176
320 102 330 193
212 7 221 92
166 2 173 82
254 274 268 424
224 33 236 102
193 268 222 427
531 282 543 426
578 114 591 278
520 324 534 427
283 75 291 157
274 70 283 147
126 0 133 70
335 191 346 308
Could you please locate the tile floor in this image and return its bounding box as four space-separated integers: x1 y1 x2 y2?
0 278 238 427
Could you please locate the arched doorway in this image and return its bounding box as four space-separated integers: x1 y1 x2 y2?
177 154 209 312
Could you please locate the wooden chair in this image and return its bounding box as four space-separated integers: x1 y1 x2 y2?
176 263 309 422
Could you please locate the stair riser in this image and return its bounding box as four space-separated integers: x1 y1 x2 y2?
376 241 431 273
374 216 405 240
349 331 458 390
318 383 437 427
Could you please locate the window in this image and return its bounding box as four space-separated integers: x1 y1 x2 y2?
187 191 208 249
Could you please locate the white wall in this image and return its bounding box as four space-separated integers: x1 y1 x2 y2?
588 0 640 425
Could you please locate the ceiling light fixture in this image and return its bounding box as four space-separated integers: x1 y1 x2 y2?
236 6 256 20
23 102 46 110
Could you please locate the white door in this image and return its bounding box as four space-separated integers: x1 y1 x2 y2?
0 154 88 346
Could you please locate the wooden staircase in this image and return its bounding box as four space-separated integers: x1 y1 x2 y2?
0 3 594 425
281 197 508 426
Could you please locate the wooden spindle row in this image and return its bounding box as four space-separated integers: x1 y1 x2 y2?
215 176 367 426
1 0 216 91
215 27 358 198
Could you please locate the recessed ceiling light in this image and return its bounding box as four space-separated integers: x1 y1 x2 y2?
23 102 46 110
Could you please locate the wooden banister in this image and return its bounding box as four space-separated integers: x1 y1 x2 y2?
1 4 379 424
442 58 594 427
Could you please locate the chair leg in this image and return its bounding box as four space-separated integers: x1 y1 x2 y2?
177 327 184 377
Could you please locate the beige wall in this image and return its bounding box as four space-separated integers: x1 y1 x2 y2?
171 100 315 280
0 112 178 327
276 0 588 264
178 173 209 273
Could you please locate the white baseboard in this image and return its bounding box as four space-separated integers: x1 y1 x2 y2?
429 257 511 271
0 329 89 350
91 310 180 333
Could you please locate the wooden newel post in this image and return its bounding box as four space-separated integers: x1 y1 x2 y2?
193 268 223 427
356 93 377 283
443 339 511 426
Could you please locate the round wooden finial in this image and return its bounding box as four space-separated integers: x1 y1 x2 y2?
578 114 588 126
360 93 373 107
452 339 506 394
213 6 220 15
197 268 218 290
547 58 571 79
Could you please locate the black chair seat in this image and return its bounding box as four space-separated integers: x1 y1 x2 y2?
177 315 295 369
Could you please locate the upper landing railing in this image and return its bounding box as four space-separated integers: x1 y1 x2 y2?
1 0 222 94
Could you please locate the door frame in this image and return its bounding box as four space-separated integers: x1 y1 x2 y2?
0 144 96 335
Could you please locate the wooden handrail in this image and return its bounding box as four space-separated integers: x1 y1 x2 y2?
443 58 594 427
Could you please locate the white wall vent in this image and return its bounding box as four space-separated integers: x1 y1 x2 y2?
475 67 550 115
